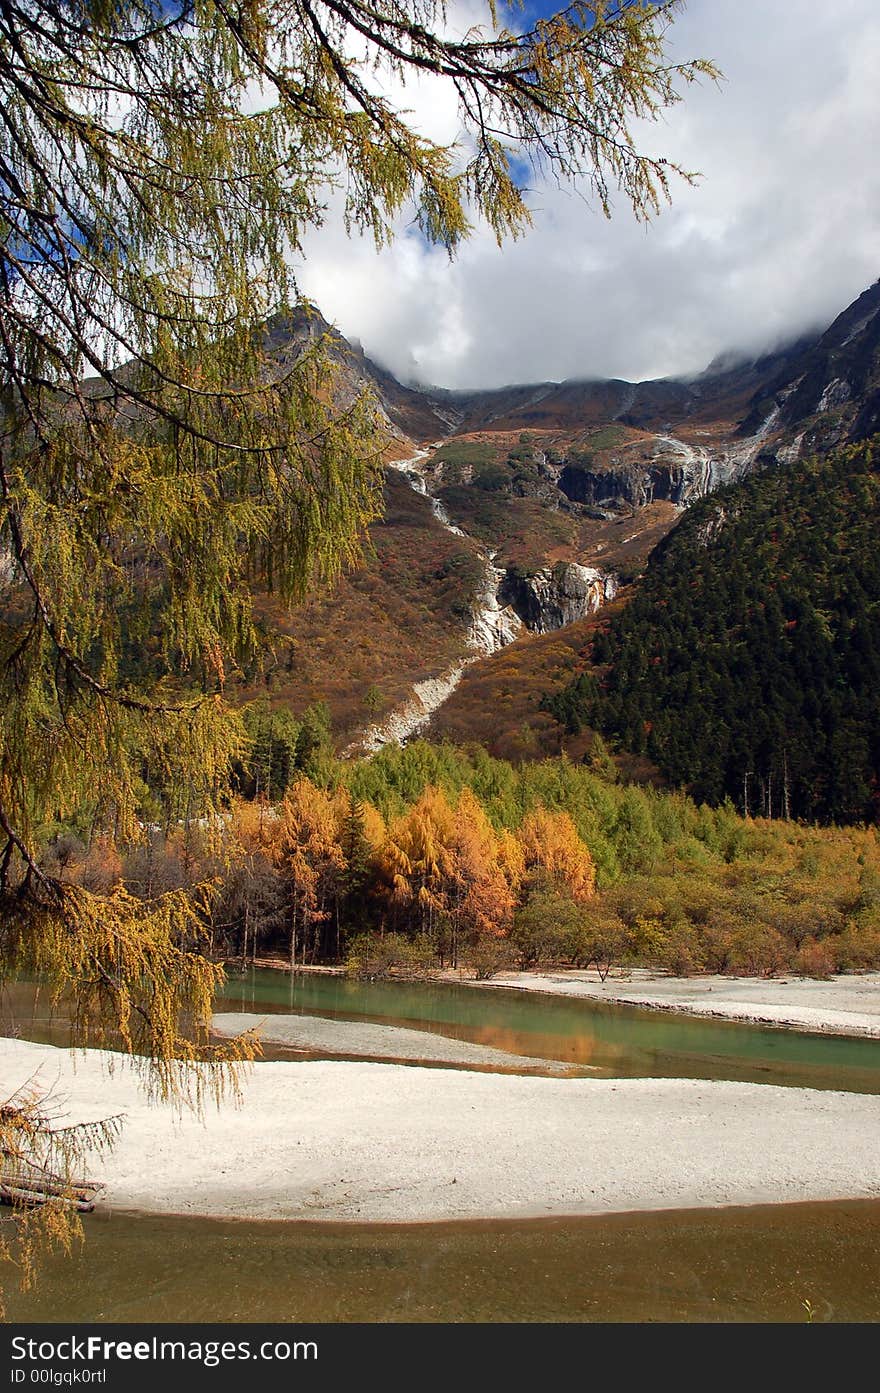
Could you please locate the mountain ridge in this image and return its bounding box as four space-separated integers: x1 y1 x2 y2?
246 277 880 760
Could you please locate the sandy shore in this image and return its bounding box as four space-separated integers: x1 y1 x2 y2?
3 1037 879 1224
212 1011 575 1073
468 969 880 1038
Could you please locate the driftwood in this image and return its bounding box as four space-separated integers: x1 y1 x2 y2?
0 1171 103 1213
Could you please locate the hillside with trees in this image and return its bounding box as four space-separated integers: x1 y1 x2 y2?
0 0 721 1307
546 436 880 823
40 739 880 983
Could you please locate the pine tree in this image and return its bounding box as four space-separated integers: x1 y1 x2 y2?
337 794 376 950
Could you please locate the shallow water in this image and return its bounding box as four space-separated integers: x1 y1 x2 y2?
6 1199 880 1323
6 969 880 1093
211 969 880 1093
4 970 880 1324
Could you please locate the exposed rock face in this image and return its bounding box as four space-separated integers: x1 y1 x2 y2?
559 442 751 515
360 663 468 752
262 303 456 442
470 556 523 653
558 459 694 510
739 279 880 460
499 562 617 633
557 418 783 515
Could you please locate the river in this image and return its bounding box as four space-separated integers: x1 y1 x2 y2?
4 970 880 1323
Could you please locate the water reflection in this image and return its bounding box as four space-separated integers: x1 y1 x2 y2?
5 968 880 1092
215 968 880 1093
4 971 880 1324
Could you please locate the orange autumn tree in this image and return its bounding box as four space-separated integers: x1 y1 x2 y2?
211 799 285 964
518 808 596 905
380 787 459 959
448 790 522 963
379 787 526 965
507 807 597 969
381 791 456 952
266 779 345 968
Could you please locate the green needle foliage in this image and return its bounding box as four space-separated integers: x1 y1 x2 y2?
0 0 715 1311
548 437 880 824
0 0 713 1081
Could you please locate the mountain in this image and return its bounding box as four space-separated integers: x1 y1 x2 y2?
546 435 880 823
427 338 811 437
260 304 456 442
738 279 880 453
240 278 880 766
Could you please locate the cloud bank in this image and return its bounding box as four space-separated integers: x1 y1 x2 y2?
296 0 880 390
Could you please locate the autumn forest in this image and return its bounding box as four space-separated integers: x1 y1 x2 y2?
47 734 880 985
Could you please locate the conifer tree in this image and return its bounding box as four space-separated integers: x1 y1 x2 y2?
337 794 376 948
0 0 713 1302
518 806 596 903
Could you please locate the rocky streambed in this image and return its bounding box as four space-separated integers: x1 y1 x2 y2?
362 450 617 750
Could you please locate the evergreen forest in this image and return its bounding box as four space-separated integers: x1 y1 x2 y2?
546 435 880 824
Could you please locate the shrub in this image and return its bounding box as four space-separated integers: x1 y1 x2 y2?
464 934 517 980
727 923 790 978
510 887 582 968
833 920 880 972
794 937 837 980
345 932 434 981
577 912 634 980
654 922 703 977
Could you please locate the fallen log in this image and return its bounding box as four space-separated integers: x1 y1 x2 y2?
0 1171 103 1211
0 1182 96 1213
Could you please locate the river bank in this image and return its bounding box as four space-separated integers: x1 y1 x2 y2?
460 968 880 1038
238 958 880 1039
3 1036 879 1224
211 1010 577 1073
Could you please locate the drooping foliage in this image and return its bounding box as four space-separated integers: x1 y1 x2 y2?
0 1080 122 1320
0 0 715 1307
0 0 714 1076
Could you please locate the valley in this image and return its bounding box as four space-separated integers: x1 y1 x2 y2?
240 279 880 769
5 0 880 1339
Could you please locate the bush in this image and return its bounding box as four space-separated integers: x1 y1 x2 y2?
727 923 790 978
833 920 880 972
510 887 582 969
794 937 837 980
575 912 634 979
701 923 736 975
345 932 434 981
464 934 517 980
654 922 703 977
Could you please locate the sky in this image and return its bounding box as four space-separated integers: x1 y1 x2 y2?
296 0 880 391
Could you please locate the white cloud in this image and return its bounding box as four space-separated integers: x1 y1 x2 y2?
296 0 880 389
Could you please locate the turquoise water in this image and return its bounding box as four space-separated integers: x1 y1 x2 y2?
6 967 880 1091
4 969 880 1324
212 968 880 1093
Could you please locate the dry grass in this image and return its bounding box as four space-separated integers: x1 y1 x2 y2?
232 471 483 736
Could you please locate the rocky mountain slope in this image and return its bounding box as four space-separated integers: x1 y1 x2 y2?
738 278 880 455
548 434 880 823
244 278 880 757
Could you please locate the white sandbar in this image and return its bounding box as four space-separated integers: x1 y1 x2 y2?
3 1036 878 1223
470 969 880 1037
